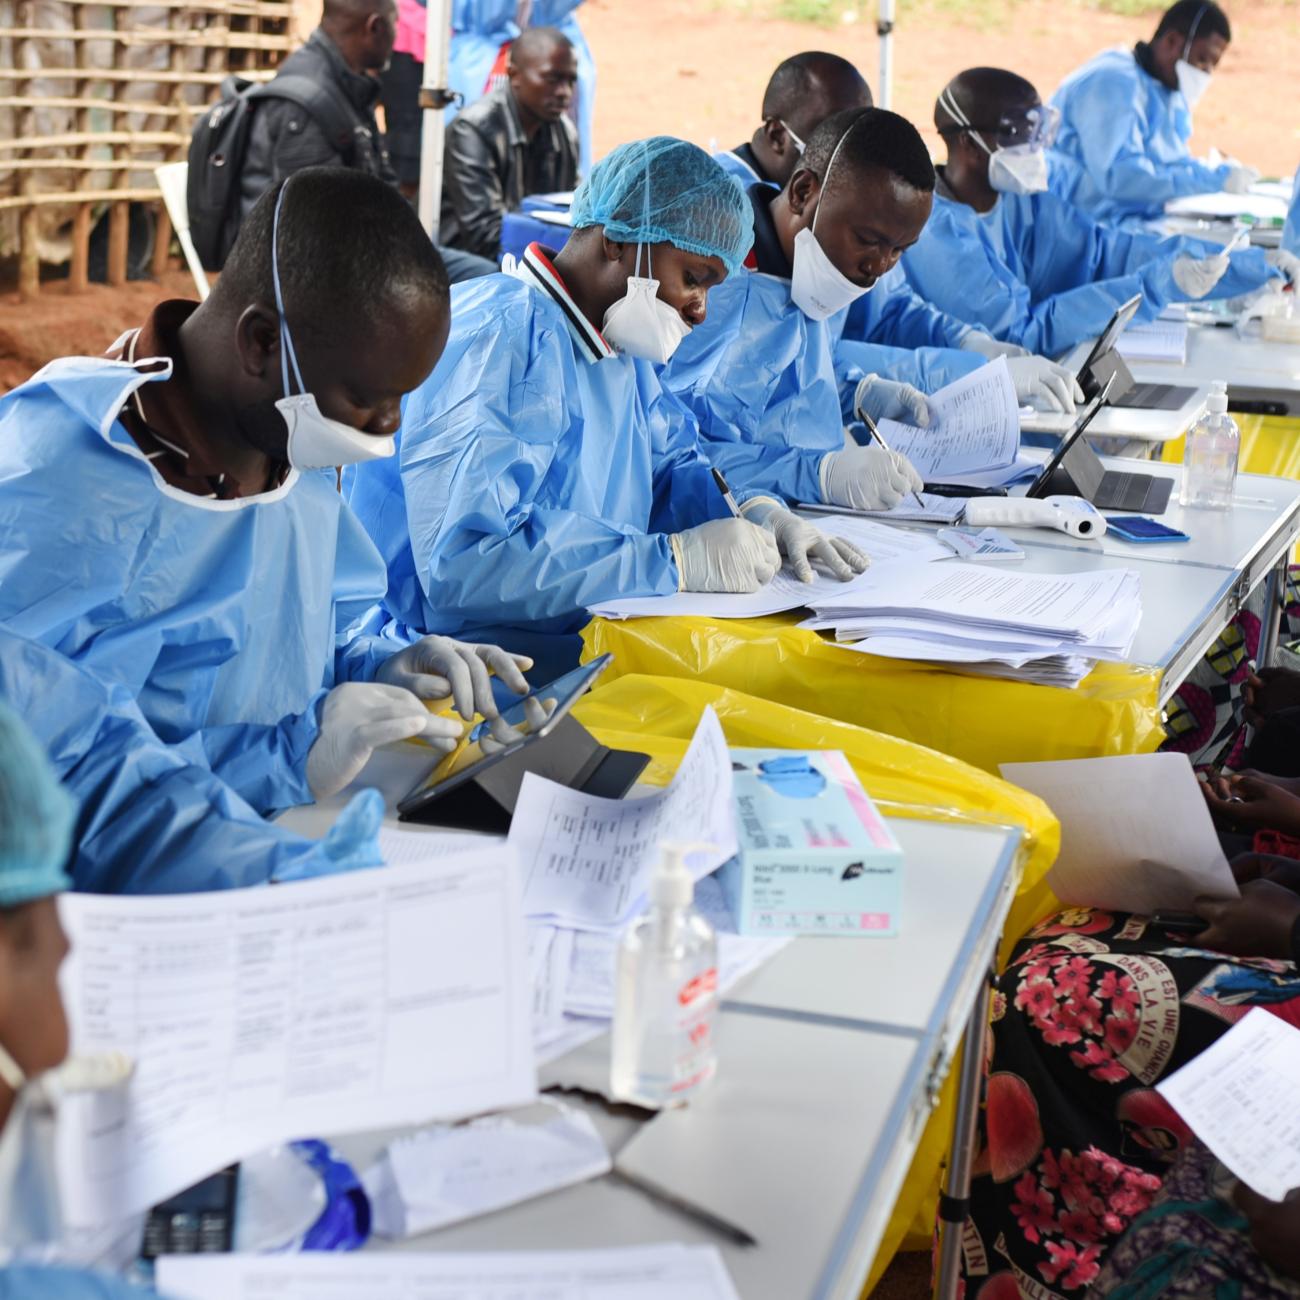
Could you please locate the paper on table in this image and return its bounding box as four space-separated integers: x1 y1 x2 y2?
1165 190 1289 222
801 493 966 525
55 848 536 1228
875 356 1020 478
1157 1009 1300 1202
363 1101 611 1239
588 516 951 621
1116 319 1189 364
999 753 1239 913
507 707 738 929
156 1243 743 1300
528 923 575 1045
378 824 505 862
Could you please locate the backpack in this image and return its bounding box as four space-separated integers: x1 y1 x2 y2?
186 73 359 271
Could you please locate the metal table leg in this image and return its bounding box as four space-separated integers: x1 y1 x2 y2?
1257 556 1289 671
933 965 995 1300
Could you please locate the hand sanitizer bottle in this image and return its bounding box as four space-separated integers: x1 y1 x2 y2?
1180 381 1239 510
610 843 718 1109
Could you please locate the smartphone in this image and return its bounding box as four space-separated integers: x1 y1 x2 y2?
1105 516 1191 543
141 1165 239 1259
1150 911 1205 934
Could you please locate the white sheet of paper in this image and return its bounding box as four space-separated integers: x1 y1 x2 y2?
363 1102 611 1238
588 516 950 621
876 357 1020 477
378 825 506 862
528 923 575 1044
156 1243 742 1300
1157 1009 1300 1201
999 753 1240 912
55 848 536 1227
507 706 738 929
1116 319 1189 364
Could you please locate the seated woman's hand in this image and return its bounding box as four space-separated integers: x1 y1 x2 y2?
1243 667 1300 725
1230 852 1300 892
1232 1183 1300 1281
1192 879 1300 958
1202 774 1300 837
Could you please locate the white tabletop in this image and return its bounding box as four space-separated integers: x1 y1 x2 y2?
283 754 1022 1299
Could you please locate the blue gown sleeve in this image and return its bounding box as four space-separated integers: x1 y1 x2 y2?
842 265 970 350
329 507 413 683
833 335 984 419
0 1266 161 1299
0 629 380 894
400 308 681 629
642 368 736 531
1063 70 1230 212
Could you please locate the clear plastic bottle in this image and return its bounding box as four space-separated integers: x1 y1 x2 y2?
1180 381 1239 510
609 843 718 1109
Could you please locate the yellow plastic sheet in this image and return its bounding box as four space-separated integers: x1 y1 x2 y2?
582 615 1164 776
570 674 1062 1291
1161 413 1300 479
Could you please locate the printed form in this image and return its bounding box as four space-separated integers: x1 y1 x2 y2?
157 1244 742 1300
55 847 536 1227
876 356 1020 478
508 706 738 928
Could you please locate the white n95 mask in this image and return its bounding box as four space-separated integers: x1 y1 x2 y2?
602 243 691 365
269 182 397 470
988 143 1050 196
1175 58 1211 108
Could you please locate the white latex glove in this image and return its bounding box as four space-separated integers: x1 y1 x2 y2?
740 500 869 583
1005 355 1084 415
307 682 463 799
1222 163 1260 195
671 517 781 593
376 635 532 721
1266 248 1300 286
43 1051 135 1096
960 331 1029 360
1172 251 1230 298
819 444 924 511
852 373 932 427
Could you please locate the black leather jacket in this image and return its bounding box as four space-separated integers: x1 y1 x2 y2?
440 85 580 259
238 28 396 222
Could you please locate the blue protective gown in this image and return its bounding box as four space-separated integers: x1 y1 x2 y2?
0 628 383 894
344 271 731 673
529 0 596 176
0 1267 157 1298
1284 165 1300 256
838 263 972 354
903 185 1280 356
1050 46 1233 222
447 0 517 121
0 356 403 816
712 147 768 188
660 269 984 504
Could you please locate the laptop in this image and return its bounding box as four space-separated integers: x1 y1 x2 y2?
1027 371 1175 514
1076 293 1199 413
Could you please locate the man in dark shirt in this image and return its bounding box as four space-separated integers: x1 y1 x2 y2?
440 26 580 259
714 50 871 191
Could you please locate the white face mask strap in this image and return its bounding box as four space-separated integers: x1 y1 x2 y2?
940 86 993 157
779 119 806 154
271 182 307 399
0 1042 26 1092
811 116 856 237
1182 4 1210 59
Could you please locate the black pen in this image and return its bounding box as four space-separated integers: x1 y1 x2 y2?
858 409 925 512
710 467 742 519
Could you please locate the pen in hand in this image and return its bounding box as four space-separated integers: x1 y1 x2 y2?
710 467 743 518
857 409 925 512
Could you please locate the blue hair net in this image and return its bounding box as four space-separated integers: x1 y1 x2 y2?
570 136 754 276
0 699 74 907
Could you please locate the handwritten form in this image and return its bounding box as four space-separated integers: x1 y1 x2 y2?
507 706 738 929
54 847 536 1227
157 1244 742 1300
999 753 1240 913
876 357 1020 478
1158 1010 1300 1202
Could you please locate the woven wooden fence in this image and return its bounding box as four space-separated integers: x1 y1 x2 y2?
0 0 295 296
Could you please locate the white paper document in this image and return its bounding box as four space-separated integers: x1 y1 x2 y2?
55 848 536 1227
1157 1010 1300 1202
999 753 1240 912
528 923 575 1045
507 707 738 928
588 515 950 621
364 1101 611 1238
378 824 506 862
875 357 1020 478
802 493 967 525
156 1243 742 1300
1165 189 1289 222
1116 318 1189 365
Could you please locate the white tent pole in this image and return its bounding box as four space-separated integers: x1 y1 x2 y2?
417 0 453 240
877 0 895 110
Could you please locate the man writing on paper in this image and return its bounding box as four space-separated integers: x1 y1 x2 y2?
1050 0 1259 223
0 169 538 820
661 108 1080 509
713 54 1042 390
346 138 869 679
440 26 581 260
902 68 1289 358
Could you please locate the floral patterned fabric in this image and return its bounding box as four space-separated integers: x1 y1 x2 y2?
962 908 1300 1299
1088 1143 1300 1298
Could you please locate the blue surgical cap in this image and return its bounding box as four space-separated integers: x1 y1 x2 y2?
0 700 74 907
570 136 754 276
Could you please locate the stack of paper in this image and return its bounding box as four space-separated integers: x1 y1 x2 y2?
1116 318 1189 364
802 562 1142 688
